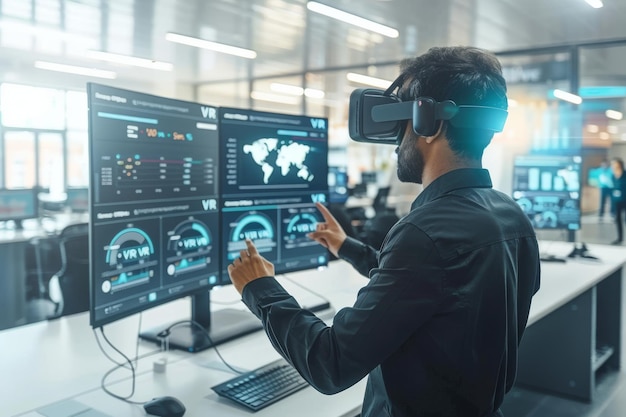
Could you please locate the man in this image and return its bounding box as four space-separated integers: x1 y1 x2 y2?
228 46 541 417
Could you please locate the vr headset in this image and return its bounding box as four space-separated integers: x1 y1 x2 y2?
348 80 509 145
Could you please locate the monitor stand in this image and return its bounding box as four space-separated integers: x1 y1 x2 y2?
567 242 599 260
539 229 578 263
139 291 263 353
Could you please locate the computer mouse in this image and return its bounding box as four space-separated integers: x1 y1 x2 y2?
143 396 186 417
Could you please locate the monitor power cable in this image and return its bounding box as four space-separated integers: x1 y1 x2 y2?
156 319 245 375
93 314 163 406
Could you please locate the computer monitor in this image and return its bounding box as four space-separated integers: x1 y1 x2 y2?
218 107 329 278
361 171 378 184
512 154 582 232
88 83 258 352
328 166 349 204
65 187 89 213
0 188 38 229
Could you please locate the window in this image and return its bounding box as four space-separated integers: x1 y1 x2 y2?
3 131 35 189
1 83 65 129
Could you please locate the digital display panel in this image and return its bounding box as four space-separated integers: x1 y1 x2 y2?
88 83 220 328
328 166 349 204
512 154 581 231
0 188 38 224
219 107 329 277
66 187 89 212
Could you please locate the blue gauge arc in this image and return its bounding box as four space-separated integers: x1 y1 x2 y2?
231 213 275 242
169 220 212 250
105 227 154 266
286 213 318 234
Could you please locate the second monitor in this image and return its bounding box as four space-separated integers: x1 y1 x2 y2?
219 107 330 277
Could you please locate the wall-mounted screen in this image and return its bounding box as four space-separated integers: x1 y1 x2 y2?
512 154 582 231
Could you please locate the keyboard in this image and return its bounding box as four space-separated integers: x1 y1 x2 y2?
212 357 309 411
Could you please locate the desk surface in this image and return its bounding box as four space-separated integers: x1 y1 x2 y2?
3 242 626 417
531 241 626 325
2 262 368 417
0 213 88 244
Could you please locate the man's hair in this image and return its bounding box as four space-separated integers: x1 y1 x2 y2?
398 46 508 160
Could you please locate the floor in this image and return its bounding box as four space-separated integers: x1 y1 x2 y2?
501 212 626 417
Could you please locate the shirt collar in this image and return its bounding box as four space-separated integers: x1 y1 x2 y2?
411 168 493 210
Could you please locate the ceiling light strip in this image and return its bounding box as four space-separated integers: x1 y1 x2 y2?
606 109 624 120
584 0 603 8
34 61 117 79
553 89 582 104
307 2 399 38
165 32 257 59
270 83 325 99
346 72 392 89
86 50 173 71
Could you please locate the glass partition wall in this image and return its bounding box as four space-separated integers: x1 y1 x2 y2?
194 40 626 242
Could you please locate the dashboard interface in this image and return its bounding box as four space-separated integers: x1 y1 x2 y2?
88 83 220 327
219 108 329 276
512 154 581 231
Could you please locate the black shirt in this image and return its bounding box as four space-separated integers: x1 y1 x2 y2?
241 168 541 417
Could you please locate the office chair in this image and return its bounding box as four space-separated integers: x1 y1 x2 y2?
372 186 391 214
48 223 89 318
361 210 399 250
24 236 61 301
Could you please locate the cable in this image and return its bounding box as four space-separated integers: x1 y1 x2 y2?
96 327 144 404
99 347 164 405
92 313 162 405
157 320 245 375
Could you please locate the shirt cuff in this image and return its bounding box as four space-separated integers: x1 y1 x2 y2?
241 276 289 318
338 236 368 263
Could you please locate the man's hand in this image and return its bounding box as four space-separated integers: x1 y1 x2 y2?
227 239 275 295
307 202 348 258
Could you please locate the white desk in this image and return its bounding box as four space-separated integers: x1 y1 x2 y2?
3 242 625 416
2 262 368 417
515 241 625 402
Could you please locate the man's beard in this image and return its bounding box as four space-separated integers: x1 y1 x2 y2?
396 137 424 184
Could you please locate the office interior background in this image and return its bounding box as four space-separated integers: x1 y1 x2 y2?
1 0 626 328
2 0 626 415
2 0 626 199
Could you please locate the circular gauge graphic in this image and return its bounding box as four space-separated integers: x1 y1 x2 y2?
284 211 318 248
515 197 533 213
102 227 156 294
166 219 213 277
227 212 276 260
534 211 558 228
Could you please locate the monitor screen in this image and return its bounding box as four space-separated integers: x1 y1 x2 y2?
361 171 377 184
219 107 329 277
87 83 221 329
65 187 89 213
512 154 581 231
0 188 38 226
328 166 349 204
